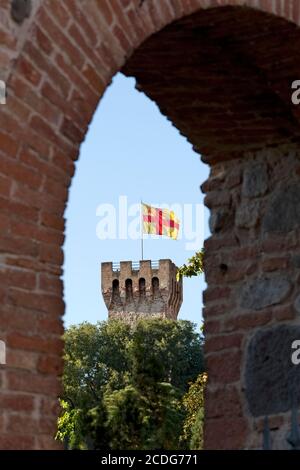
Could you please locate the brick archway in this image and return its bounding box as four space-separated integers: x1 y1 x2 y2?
1 0 300 450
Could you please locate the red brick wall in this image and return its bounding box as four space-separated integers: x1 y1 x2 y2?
0 0 299 450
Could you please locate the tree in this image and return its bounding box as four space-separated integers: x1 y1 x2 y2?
181 372 207 450
129 319 204 392
62 321 131 410
102 382 184 450
57 319 204 450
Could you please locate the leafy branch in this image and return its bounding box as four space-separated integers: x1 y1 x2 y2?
176 250 204 281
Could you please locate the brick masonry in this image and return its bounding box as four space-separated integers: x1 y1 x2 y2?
0 0 300 450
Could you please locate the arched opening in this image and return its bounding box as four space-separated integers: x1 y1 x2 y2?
112 279 120 299
109 278 122 313
125 278 133 301
1 0 300 450
139 278 146 298
63 72 206 327
152 277 160 297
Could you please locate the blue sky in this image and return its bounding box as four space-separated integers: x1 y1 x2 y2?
63 73 210 331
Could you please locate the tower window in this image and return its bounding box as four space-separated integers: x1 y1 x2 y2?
112 279 119 291
112 279 120 301
139 278 146 297
125 278 133 300
152 277 159 295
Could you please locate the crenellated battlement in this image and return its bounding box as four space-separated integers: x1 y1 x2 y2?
101 259 183 322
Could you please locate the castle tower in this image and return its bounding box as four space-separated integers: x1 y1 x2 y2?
101 259 183 322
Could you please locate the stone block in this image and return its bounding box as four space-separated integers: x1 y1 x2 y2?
235 200 260 228
242 163 268 198
241 276 291 310
263 184 300 233
245 325 300 416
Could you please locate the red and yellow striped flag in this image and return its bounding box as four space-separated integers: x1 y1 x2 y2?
142 203 180 240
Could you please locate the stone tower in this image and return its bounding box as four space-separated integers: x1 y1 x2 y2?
101 259 183 322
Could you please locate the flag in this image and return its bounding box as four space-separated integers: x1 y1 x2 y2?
142 203 180 240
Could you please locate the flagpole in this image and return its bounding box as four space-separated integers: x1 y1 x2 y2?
140 199 144 261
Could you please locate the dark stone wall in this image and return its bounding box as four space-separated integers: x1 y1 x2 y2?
246 325 300 417
202 145 300 449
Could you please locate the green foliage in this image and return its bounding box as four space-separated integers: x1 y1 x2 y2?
103 385 149 450
57 319 204 450
102 382 184 450
56 400 87 450
181 372 207 450
176 250 204 281
129 319 204 392
190 407 204 450
62 321 131 409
